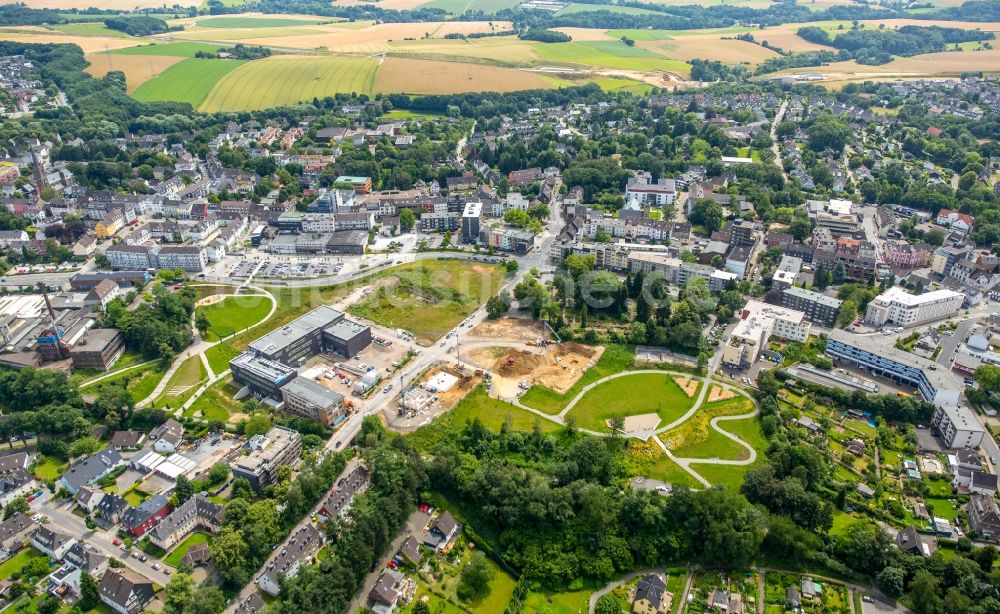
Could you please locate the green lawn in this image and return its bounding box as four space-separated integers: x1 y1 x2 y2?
111 42 228 57
926 496 960 522
348 260 506 345
830 511 860 536
32 456 67 482
407 385 559 450
660 397 756 460
670 428 747 460
564 373 696 433
522 589 591 613
0 548 46 579
690 462 756 490
185 379 243 423
204 343 240 376
196 294 273 341
87 363 166 404
133 58 247 107
154 355 207 410
520 345 634 414
163 532 212 568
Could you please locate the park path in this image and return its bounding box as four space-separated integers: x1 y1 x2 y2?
135 286 276 409
78 359 157 388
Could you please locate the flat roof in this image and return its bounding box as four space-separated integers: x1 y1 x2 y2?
783 286 844 308
281 376 344 409
872 286 963 307
938 403 985 433
827 328 959 392
323 319 368 341
231 352 297 382
732 300 806 342
249 306 343 356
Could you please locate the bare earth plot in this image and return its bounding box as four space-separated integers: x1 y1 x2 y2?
385 37 542 64
84 54 186 93
374 57 555 94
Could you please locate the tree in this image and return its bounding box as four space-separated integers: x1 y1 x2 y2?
174 474 195 505
909 571 942 614
486 290 512 319
411 603 430 614
457 552 494 601
210 526 251 587
79 572 99 611
69 436 102 458
186 586 227 614
209 462 230 484
3 495 28 520
689 199 725 234
877 566 906 597
399 207 416 233
195 313 210 337
924 228 946 246
164 572 195 614
595 594 621 614
37 597 60 614
814 266 832 290
608 415 625 435
244 413 272 437
832 262 846 285
505 259 519 275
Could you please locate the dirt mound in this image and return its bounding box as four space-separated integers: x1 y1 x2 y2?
495 349 546 377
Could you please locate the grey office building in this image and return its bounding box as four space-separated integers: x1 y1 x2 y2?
781 287 843 326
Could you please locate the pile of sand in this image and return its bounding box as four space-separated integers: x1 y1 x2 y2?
708 385 737 402
673 376 699 397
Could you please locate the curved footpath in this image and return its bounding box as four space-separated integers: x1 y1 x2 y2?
135 286 277 409
503 370 759 487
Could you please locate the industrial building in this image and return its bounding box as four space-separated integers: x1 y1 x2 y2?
824 329 961 408
232 426 302 490
246 306 371 367
864 287 964 328
69 328 125 371
722 300 810 368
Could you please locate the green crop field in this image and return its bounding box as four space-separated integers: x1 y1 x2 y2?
533 41 690 73
422 0 520 12
557 2 663 14
111 42 228 57
422 0 473 13
53 23 126 37
196 16 327 28
564 373 696 433
133 58 247 107
196 294 273 341
199 56 378 111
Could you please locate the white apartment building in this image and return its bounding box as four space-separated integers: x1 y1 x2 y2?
723 300 810 368
864 286 964 328
931 404 985 450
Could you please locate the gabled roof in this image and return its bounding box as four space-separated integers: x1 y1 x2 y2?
98 569 153 610
634 574 665 605
431 511 457 537
121 494 169 529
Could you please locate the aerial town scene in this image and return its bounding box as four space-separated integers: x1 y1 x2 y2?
0 0 999 613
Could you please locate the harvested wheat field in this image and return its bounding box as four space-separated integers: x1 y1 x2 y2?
858 18 1000 31
2 0 197 7
0 32 141 53
468 317 545 343
708 385 737 403
85 53 185 92
335 0 433 8
753 26 836 52
551 27 613 41
649 36 779 65
781 49 1000 81
672 376 699 398
375 57 554 94
386 38 542 64
238 21 507 50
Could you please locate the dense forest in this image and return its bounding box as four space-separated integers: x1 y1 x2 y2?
797 24 994 65
103 15 177 36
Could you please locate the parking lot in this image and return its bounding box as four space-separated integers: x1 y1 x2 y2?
302 332 415 404
229 257 345 279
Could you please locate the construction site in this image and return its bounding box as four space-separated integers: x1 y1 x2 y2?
464 342 603 399
386 363 481 431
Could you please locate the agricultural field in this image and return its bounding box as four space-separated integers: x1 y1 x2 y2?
563 373 697 433
557 2 663 15
374 57 554 95
200 55 377 111
778 47 1000 83
228 20 509 51
0 0 198 8
348 260 506 345
532 40 691 75
51 22 127 37
195 294 273 341
196 16 329 28
84 53 186 93
0 30 140 52
110 41 228 57
648 35 779 65
132 58 246 107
